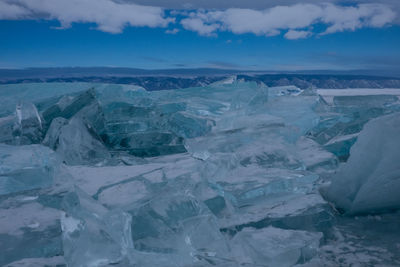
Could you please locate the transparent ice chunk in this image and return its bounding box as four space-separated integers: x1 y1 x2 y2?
42 117 68 149
61 187 134 267
0 115 14 144
12 102 43 145
114 131 186 157
129 192 230 266
56 117 110 165
42 89 97 125
0 144 58 195
166 112 214 138
230 227 322 266
321 112 400 214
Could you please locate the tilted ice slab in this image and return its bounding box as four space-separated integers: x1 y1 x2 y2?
321 112 400 214
57 117 111 165
61 187 134 267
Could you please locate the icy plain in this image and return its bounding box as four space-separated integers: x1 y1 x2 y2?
0 80 400 266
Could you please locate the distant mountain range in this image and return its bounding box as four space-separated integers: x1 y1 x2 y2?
1 67 400 91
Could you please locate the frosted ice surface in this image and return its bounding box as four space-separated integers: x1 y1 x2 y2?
321 112 400 214
3 256 66 267
129 192 231 266
61 187 134 267
0 193 63 266
230 227 322 267
0 115 15 144
0 144 58 195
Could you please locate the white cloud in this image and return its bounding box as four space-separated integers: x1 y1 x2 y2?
0 1 30 19
213 4 322 36
284 30 312 40
321 3 396 34
165 28 179 34
181 15 220 36
0 1 396 38
180 3 395 38
0 0 172 33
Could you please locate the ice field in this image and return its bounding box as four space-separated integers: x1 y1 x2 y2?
1 79 400 266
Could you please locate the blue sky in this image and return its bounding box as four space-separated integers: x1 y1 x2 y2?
0 0 399 71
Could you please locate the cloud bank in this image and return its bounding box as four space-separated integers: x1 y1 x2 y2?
181 3 396 38
0 0 396 38
0 0 171 33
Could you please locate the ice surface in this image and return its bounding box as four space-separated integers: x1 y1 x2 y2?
129 191 231 267
57 117 110 165
0 115 14 144
0 144 58 195
0 192 63 266
230 227 322 266
1 82 400 265
321 112 400 214
61 187 134 267
3 256 66 267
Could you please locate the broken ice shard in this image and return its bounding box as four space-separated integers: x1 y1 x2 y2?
56 117 110 165
166 112 214 139
42 117 69 149
100 102 186 157
0 102 44 145
129 192 230 266
0 144 58 195
321 112 400 214
117 132 186 157
42 89 97 124
230 227 322 266
0 115 14 144
61 187 134 267
309 94 400 161
13 102 44 145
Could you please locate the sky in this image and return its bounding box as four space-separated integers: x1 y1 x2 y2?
0 0 399 71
